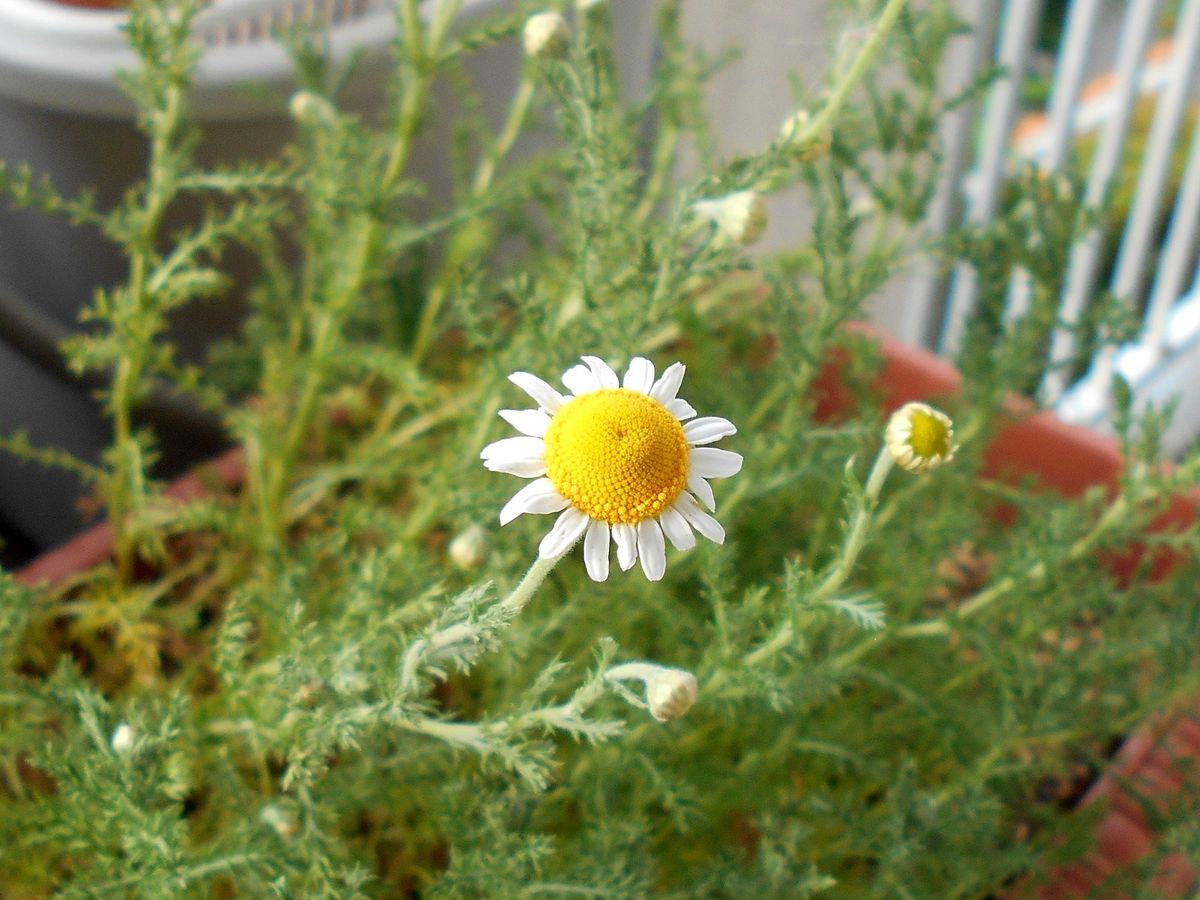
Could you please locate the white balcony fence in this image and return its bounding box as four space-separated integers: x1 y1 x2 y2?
684 0 1200 457
906 0 1200 456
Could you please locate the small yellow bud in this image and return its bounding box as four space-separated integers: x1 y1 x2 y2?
692 190 768 246
523 12 570 59
885 402 957 473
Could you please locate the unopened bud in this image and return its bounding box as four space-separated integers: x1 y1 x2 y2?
260 803 299 839
692 190 768 246
523 12 570 59
448 524 488 571
778 109 831 161
779 110 811 143
645 669 699 722
606 661 699 723
111 723 134 754
289 91 336 127
577 0 605 10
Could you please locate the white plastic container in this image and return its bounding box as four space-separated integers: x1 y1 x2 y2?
0 0 399 120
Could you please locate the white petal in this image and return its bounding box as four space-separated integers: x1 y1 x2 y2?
637 519 667 582
499 478 569 525
612 522 638 571
684 416 737 446
673 492 726 544
623 357 655 393
689 447 744 479
510 372 565 413
562 364 601 397
499 408 551 438
538 508 590 559
583 519 610 582
658 506 696 551
687 471 716 511
484 457 547 478
581 356 620 389
649 362 686 403
481 436 546 462
665 398 697 421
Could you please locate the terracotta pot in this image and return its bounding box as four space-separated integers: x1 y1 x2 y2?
15 446 244 587
16 329 1200 895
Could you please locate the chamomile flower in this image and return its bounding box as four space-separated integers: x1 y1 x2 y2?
482 356 742 581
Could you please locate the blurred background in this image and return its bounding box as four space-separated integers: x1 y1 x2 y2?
1 0 1198 564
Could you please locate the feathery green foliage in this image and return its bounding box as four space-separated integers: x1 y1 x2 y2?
1 0 1199 896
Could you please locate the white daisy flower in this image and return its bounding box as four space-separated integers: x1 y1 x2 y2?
481 356 742 582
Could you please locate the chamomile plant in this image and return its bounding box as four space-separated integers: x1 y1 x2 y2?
0 0 1197 897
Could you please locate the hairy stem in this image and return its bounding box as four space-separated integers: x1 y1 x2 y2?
110 43 187 583
257 0 453 550
798 0 911 145
410 73 537 365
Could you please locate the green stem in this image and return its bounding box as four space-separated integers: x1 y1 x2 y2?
813 446 894 604
830 479 1144 671
110 64 185 583
715 445 895 686
798 0 911 145
259 0 449 547
411 73 537 365
633 124 679 224
499 550 567 618
895 492 1130 639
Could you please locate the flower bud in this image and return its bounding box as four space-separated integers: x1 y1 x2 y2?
692 190 768 246
523 12 570 59
885 402 957 473
778 110 811 143
260 803 299 839
605 661 699 722
448 524 488 571
645 668 699 722
111 723 134 754
289 91 336 128
778 110 831 161
577 0 605 10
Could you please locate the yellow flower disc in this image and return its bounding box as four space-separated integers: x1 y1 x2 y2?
907 407 953 460
544 389 689 525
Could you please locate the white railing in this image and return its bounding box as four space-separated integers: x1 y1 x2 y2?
681 0 1200 454
928 0 1200 455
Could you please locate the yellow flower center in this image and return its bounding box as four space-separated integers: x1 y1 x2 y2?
544 388 689 525
908 408 952 460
